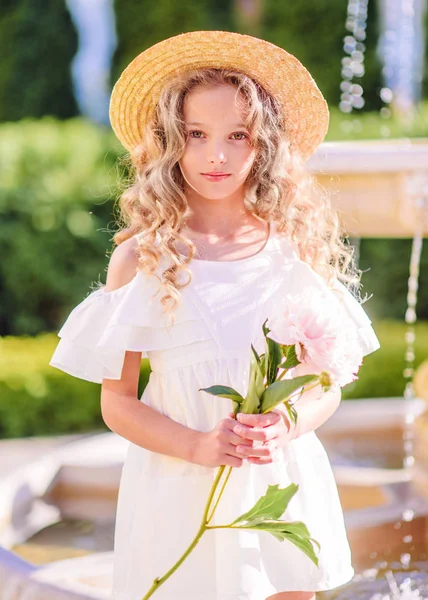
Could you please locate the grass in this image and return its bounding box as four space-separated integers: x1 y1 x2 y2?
326 101 428 142
342 319 428 400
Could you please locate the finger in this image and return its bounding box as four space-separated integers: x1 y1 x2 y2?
226 447 249 460
247 456 274 465
229 433 254 447
236 412 281 428
222 455 244 468
223 419 253 445
233 423 278 442
236 442 275 458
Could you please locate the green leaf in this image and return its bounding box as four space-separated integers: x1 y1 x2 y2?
241 345 265 414
282 401 299 425
251 345 265 398
279 344 300 370
199 385 244 405
262 319 274 383
267 337 283 385
259 353 267 377
238 521 320 567
262 318 271 337
232 483 298 526
259 375 319 413
252 345 261 365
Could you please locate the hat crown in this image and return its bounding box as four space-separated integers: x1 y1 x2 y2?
109 30 329 162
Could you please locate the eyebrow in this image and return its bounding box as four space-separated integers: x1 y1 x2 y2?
185 122 248 128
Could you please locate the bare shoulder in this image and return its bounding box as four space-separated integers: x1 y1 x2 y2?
105 236 140 292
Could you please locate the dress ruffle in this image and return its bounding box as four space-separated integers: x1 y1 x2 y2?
268 243 380 363
50 231 380 385
330 277 380 357
49 270 210 384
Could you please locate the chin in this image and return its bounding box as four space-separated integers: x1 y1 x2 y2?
200 189 241 201
187 179 247 201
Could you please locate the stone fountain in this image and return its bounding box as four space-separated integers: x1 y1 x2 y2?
309 138 428 599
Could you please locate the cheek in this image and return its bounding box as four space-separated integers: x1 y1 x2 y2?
180 145 200 169
179 150 196 178
237 148 256 175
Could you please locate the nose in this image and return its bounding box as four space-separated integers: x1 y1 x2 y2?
206 140 227 165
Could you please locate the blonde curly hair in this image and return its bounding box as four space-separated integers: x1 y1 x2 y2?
112 67 362 325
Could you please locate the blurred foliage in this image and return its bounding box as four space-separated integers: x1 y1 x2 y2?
112 0 386 111
0 334 151 438
0 117 127 336
341 319 428 400
326 104 428 141
0 320 426 437
112 0 235 87
424 1 428 99
0 0 79 121
1 0 427 125
111 1 428 115
359 237 428 322
262 0 383 111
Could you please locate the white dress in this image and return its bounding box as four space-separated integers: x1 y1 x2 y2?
49 222 380 600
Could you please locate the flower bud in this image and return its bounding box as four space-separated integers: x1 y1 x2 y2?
319 371 333 391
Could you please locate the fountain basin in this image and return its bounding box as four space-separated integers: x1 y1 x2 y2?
307 138 428 237
1 396 428 599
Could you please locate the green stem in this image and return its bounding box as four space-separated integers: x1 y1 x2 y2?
276 369 287 381
141 465 229 599
207 466 233 524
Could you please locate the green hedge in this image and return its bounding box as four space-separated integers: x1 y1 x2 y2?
0 319 426 438
0 334 152 438
0 117 125 336
262 0 383 111
326 103 428 141
112 0 233 88
0 0 78 121
342 319 428 399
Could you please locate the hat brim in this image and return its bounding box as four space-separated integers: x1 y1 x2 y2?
109 30 329 162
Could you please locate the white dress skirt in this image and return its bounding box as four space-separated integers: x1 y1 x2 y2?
49 222 381 599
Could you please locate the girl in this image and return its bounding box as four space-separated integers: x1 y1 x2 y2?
50 31 380 600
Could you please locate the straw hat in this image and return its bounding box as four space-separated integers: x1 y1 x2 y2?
109 30 329 162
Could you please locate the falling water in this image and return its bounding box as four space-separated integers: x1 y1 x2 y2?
339 0 369 113
322 184 428 600
376 0 428 121
323 1 428 595
378 182 428 598
65 0 117 124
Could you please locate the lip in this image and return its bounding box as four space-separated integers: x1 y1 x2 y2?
201 173 231 181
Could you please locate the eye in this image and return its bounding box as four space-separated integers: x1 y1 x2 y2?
188 130 204 138
231 132 249 141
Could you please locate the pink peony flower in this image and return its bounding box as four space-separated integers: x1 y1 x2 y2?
268 287 364 387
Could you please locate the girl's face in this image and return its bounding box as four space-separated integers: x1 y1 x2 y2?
179 84 256 202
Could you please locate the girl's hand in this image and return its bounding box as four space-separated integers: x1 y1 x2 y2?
192 415 254 468
230 410 294 465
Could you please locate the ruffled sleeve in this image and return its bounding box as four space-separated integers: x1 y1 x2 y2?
294 259 381 359
273 235 381 360
267 252 381 386
49 269 203 384
330 278 380 357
